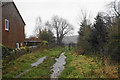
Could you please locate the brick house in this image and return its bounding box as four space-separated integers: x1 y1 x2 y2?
0 1 25 48
24 37 42 47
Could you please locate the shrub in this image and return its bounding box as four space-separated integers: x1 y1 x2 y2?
42 40 48 45
25 46 30 52
1 44 32 63
0 44 13 58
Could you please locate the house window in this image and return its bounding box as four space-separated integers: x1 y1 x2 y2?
16 43 19 49
5 19 9 31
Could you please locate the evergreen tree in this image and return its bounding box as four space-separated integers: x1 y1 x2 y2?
78 16 92 53
39 29 55 44
90 13 107 52
39 31 50 42
47 29 55 44
107 19 120 62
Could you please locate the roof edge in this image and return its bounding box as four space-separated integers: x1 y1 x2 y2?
12 2 26 25
2 2 26 25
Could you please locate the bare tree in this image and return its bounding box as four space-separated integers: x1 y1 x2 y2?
108 0 120 31
34 17 42 37
45 20 53 32
108 0 120 17
52 15 74 45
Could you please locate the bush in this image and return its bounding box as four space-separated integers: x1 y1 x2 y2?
0 44 13 58
42 40 48 45
1 44 33 62
25 46 30 52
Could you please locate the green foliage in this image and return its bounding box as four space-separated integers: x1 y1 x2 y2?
3 47 65 78
19 47 26 50
42 40 48 44
40 31 50 42
90 13 107 52
100 75 105 78
77 15 92 53
65 66 76 74
19 46 30 52
2 46 33 64
40 30 55 45
78 13 108 54
59 49 75 78
59 49 110 78
0 43 3 47
107 22 120 61
78 16 91 38
78 12 119 63
0 43 13 58
25 46 31 52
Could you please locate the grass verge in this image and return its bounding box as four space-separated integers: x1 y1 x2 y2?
3 47 65 78
59 48 118 78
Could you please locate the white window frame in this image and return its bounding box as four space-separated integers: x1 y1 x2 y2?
16 43 19 49
5 19 9 31
21 42 23 47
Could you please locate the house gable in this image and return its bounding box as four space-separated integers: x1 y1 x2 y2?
2 2 25 25
2 2 25 48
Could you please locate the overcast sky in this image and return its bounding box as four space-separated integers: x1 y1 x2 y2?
13 0 116 38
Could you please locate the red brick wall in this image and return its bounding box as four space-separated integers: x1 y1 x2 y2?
2 3 25 48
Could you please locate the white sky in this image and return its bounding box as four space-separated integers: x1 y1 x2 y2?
13 0 115 38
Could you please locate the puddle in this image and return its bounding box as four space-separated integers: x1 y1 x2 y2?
51 52 66 78
16 56 46 78
31 56 46 67
16 69 30 78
